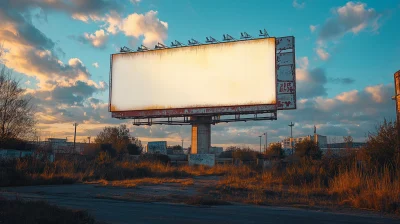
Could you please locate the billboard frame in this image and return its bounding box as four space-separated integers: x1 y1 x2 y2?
132 111 277 126
109 35 295 121
276 36 296 110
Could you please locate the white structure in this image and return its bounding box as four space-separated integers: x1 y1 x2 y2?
0 149 54 162
189 154 215 167
147 141 168 155
45 138 83 154
209 146 223 156
280 134 328 155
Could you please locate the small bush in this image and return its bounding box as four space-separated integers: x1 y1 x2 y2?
364 119 398 170
266 143 285 159
295 139 322 160
139 153 171 164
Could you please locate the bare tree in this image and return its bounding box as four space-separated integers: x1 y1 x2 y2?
0 66 35 142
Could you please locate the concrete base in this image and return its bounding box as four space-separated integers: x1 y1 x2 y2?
190 116 211 154
189 154 215 167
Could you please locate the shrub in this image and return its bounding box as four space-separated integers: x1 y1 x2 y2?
222 146 260 161
139 153 171 164
267 143 285 159
364 119 399 169
295 139 322 160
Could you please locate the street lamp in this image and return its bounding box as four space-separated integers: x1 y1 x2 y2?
258 135 262 153
288 122 294 155
73 123 78 150
263 132 267 153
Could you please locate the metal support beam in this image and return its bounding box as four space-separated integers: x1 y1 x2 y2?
132 112 277 126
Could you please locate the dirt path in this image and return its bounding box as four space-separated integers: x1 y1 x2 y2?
1 176 399 223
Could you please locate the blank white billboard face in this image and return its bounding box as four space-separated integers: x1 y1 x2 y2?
110 38 276 112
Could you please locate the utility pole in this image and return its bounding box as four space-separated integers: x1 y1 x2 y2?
181 139 184 149
73 123 78 150
258 135 262 153
393 71 400 156
263 132 267 153
288 122 294 155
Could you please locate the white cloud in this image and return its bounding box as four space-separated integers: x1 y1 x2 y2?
336 90 359 103
297 56 309 69
365 84 387 103
92 62 99 68
310 25 317 33
81 10 168 48
110 10 168 46
316 47 330 60
130 0 141 4
292 0 305 9
83 29 109 48
318 2 381 41
72 14 101 23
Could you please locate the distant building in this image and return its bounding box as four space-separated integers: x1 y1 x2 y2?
0 149 54 162
209 146 223 156
281 134 327 150
327 142 366 149
147 141 168 155
0 149 32 160
33 138 83 154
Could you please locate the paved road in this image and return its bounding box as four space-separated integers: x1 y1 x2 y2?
1 185 399 224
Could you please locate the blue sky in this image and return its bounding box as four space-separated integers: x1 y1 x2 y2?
1 0 399 148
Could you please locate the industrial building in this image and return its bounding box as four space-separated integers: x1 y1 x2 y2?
272 133 365 156
41 138 84 154
281 134 328 150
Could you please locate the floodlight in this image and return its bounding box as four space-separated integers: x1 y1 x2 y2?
120 46 133 53
155 42 168 49
259 29 270 37
137 45 149 51
240 32 252 39
188 39 201 45
223 34 236 41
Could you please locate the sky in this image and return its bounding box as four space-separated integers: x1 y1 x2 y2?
0 0 399 149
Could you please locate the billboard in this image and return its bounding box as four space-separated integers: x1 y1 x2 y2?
110 36 296 119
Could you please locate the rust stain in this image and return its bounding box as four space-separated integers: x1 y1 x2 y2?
112 38 275 60
110 105 118 112
124 101 275 111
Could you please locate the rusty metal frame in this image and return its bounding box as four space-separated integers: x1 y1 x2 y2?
276 36 296 110
112 104 277 119
132 111 277 126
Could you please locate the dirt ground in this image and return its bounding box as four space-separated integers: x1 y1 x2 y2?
1 176 400 224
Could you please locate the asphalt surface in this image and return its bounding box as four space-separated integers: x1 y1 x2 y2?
1 184 399 224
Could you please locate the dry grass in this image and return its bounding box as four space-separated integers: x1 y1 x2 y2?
216 158 400 214
329 167 400 213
